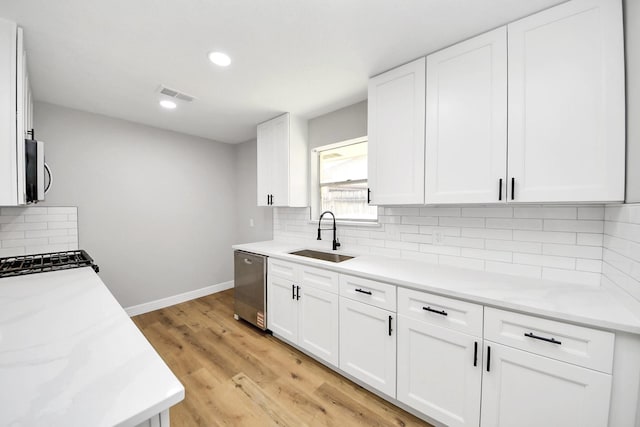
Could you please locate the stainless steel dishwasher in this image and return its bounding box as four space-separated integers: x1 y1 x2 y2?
233 250 267 330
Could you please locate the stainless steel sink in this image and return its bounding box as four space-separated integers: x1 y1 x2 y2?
289 249 354 263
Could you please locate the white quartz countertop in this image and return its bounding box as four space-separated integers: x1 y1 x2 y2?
0 267 184 427
233 240 640 334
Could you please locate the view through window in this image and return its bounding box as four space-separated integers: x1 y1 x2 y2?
318 140 377 221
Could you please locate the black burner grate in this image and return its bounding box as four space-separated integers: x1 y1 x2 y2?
0 250 100 278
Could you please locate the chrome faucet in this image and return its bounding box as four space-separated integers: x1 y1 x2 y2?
317 211 341 250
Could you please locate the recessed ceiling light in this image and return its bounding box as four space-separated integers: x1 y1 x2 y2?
208 51 231 67
159 100 177 109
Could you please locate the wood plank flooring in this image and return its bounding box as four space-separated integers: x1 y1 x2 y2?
132 289 434 427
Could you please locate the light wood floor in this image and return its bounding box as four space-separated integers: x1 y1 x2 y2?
132 289 434 427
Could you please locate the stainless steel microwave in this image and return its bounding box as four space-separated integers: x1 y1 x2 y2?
25 138 51 203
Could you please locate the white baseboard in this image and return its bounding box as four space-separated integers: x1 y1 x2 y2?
125 280 234 317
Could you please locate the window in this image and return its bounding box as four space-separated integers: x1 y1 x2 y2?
312 138 377 222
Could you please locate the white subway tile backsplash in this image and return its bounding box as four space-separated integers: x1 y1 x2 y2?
601 204 640 303
461 227 512 240
513 230 576 244
461 248 512 262
485 239 542 254
0 207 79 256
577 233 604 246
461 207 513 218
1 222 47 232
578 206 605 220
543 219 603 233
273 205 609 287
439 216 485 228
2 238 48 248
542 243 602 259
0 215 23 224
486 218 543 230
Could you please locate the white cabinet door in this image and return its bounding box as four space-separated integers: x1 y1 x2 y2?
339 297 396 396
481 342 612 427
256 118 274 206
507 0 625 202
266 275 298 343
298 286 339 366
368 58 425 205
425 27 507 204
397 316 481 427
269 113 290 207
0 19 18 206
256 113 308 207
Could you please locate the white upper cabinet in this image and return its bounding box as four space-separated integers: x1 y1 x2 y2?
507 0 625 202
256 113 308 207
368 58 426 205
425 27 508 204
0 19 28 206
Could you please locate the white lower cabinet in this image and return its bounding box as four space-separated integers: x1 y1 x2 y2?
267 275 298 342
481 342 612 427
266 259 339 366
265 259 619 426
298 286 339 366
397 316 481 427
339 296 396 397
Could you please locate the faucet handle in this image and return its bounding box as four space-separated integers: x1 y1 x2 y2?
335 238 341 250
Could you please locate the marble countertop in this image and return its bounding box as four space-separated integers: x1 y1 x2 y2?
0 267 184 427
233 240 640 334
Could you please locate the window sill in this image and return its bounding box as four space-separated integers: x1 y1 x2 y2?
307 220 382 228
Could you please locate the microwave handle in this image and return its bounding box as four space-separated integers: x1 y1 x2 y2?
44 163 52 194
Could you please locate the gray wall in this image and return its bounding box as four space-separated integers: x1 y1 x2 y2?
625 0 640 202
234 139 273 243
35 102 237 308
308 100 367 149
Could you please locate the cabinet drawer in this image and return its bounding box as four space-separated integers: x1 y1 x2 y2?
484 307 614 373
300 265 339 294
268 258 298 281
340 274 396 311
398 288 483 337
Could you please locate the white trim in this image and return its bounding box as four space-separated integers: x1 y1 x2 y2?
125 280 234 317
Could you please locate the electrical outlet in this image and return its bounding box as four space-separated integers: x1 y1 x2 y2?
433 230 444 245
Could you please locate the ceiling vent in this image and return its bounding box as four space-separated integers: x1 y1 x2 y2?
157 85 196 102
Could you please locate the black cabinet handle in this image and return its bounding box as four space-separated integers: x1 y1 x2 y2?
524 332 562 345
511 177 515 200
291 284 295 300
296 285 301 300
498 178 503 201
486 345 491 372
267 194 271 205
270 194 274 205
355 288 372 295
423 306 448 316
388 315 393 336
367 188 371 204
474 341 478 367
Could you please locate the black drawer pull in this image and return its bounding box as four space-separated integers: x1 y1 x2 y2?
524 332 562 345
511 177 515 200
423 306 448 316
486 345 491 372
296 285 301 300
367 188 371 204
498 178 503 201
291 284 295 300
388 315 393 336
355 288 372 295
473 341 478 367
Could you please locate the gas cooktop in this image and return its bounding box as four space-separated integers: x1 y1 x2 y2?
0 250 99 278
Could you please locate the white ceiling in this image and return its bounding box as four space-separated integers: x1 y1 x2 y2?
0 0 565 144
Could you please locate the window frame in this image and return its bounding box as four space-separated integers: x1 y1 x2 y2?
310 136 379 225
